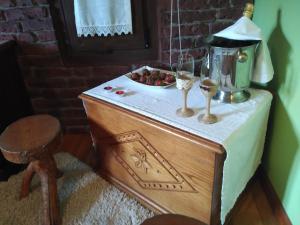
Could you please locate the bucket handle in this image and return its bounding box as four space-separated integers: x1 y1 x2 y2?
237 48 248 63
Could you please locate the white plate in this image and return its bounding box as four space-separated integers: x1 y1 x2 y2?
125 66 176 89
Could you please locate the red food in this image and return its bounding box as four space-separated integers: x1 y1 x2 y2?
131 72 140 80
155 80 164 86
165 74 175 83
139 76 146 83
116 90 125 95
159 73 166 80
146 77 154 85
104 86 112 90
142 69 151 76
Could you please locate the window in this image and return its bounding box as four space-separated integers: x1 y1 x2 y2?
49 0 159 65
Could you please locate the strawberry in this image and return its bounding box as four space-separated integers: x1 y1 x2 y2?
165 74 175 83
131 72 140 80
139 76 146 83
155 80 164 86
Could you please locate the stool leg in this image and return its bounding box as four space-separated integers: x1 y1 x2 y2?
49 155 63 179
35 159 61 225
20 162 35 199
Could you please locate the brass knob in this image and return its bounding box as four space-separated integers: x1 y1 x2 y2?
237 49 248 63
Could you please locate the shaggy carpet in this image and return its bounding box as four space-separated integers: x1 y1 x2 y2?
0 153 154 225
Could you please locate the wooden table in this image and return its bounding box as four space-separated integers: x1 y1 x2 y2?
80 75 272 225
80 95 225 225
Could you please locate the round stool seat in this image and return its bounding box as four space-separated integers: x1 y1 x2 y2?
0 114 61 164
141 214 206 225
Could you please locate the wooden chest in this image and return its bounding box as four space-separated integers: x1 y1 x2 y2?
80 94 226 225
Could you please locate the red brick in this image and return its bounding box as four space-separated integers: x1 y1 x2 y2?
16 32 35 43
66 77 86 88
32 0 49 5
209 0 231 8
57 88 85 98
162 37 200 51
0 0 14 8
72 67 92 77
20 18 53 32
162 24 209 38
85 78 106 88
209 21 234 34
180 0 209 10
0 34 15 41
24 7 47 19
217 7 243 20
27 77 66 88
61 99 83 108
231 0 253 7
4 7 47 20
18 54 63 67
34 67 71 78
0 20 19 32
60 108 86 118
19 42 59 55
4 8 24 20
91 65 130 77
31 98 60 109
34 30 56 42
15 0 33 7
181 10 216 24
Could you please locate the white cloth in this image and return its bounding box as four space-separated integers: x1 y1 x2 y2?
83 71 272 224
214 16 274 84
74 0 133 37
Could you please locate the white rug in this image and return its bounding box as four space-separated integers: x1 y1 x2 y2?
0 153 154 225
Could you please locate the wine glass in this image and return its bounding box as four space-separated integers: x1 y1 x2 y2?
199 55 220 124
176 54 195 117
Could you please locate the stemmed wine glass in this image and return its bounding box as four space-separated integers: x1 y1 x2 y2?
176 54 195 117
199 55 220 124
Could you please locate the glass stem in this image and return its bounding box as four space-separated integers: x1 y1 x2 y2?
205 96 211 117
182 89 188 112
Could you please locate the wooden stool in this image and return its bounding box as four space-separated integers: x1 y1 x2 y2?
141 214 207 225
0 115 62 225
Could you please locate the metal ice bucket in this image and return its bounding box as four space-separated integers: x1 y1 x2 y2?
208 38 260 103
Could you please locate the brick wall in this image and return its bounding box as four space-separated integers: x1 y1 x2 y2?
0 0 251 133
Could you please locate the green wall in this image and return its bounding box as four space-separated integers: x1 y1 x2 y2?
253 0 300 224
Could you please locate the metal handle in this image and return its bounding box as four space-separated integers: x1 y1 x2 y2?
237 49 248 63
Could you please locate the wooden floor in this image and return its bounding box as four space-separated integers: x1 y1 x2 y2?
61 134 287 225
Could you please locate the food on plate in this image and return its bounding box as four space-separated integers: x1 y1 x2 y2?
139 75 147 83
131 72 140 80
155 80 164 86
165 74 176 83
146 76 155 85
142 68 151 76
129 69 175 86
159 72 166 80
150 70 160 80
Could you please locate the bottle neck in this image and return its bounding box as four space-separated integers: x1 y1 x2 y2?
243 3 254 19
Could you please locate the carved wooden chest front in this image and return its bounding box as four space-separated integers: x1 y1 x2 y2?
81 95 226 225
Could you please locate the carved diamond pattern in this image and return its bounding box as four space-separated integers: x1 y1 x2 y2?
107 131 197 193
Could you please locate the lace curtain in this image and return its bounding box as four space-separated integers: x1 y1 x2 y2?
74 0 133 37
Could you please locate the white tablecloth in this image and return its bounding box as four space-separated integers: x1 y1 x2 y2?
83 75 272 224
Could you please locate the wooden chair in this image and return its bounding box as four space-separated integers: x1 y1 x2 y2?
141 214 207 225
0 115 62 225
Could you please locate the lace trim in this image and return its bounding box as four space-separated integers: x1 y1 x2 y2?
76 24 133 37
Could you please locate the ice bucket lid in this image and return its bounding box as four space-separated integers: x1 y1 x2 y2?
205 36 260 48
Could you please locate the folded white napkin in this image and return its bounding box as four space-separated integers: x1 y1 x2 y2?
74 0 133 37
214 16 274 84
